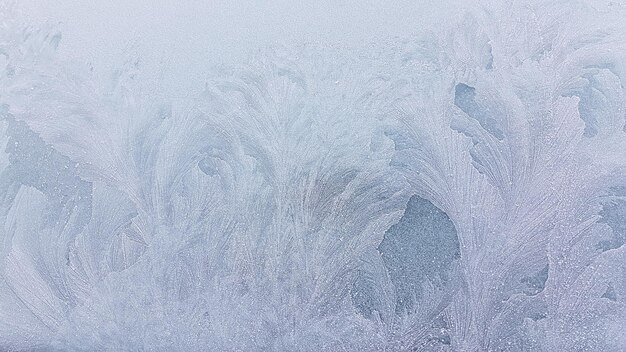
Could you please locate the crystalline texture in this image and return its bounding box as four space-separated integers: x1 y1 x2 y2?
1 0 626 351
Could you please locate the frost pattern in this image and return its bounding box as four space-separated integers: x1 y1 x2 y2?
1 1 626 351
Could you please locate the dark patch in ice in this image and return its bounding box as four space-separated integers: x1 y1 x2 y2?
485 45 494 70
520 264 549 296
601 283 617 302
597 199 626 251
454 83 504 140
0 116 92 222
377 195 460 314
576 74 601 137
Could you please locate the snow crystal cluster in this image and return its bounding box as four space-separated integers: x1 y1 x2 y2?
0 1 625 351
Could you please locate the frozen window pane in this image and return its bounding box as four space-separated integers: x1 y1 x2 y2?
0 1 625 350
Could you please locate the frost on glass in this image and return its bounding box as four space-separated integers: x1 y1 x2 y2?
1 0 626 351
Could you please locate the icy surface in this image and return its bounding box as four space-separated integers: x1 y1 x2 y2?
1 0 626 351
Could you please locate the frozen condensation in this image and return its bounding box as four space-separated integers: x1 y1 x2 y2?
0 0 625 350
